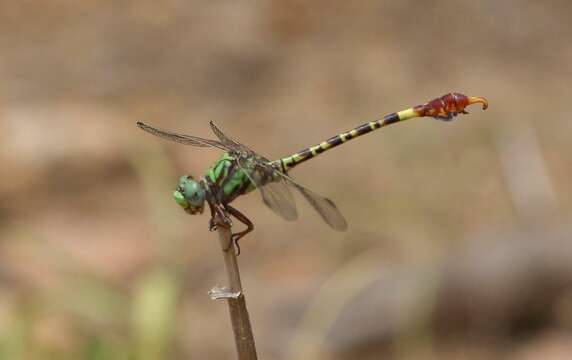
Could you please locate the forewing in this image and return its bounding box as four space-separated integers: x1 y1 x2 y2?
209 121 263 157
274 172 347 231
236 157 297 221
137 121 229 150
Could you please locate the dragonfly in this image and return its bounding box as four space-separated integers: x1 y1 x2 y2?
137 92 488 254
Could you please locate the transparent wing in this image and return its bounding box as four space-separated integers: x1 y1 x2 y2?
273 171 348 231
137 121 229 151
209 121 262 157
258 180 298 221
208 121 298 219
235 157 298 221
296 185 348 231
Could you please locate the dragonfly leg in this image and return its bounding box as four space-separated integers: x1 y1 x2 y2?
208 202 217 231
207 202 232 232
224 205 254 256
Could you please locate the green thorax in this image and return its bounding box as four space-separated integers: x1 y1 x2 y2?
204 153 256 203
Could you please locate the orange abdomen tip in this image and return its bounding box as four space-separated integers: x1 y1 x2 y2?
467 96 489 110
416 93 489 120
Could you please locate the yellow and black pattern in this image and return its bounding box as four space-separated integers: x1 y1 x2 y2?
277 109 416 172
276 92 488 172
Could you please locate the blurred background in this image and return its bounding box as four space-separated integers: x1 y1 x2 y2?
1 1 571 359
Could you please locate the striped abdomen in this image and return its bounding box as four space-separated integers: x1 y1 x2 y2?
276 92 488 171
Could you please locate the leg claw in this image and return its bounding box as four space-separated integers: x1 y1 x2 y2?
209 215 232 231
208 219 217 232
230 234 243 256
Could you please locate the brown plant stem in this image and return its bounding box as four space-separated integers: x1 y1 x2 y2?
212 215 258 360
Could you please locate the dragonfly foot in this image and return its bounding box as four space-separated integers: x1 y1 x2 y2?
209 218 218 231
231 234 244 256
219 234 243 256
209 218 229 230
209 213 232 232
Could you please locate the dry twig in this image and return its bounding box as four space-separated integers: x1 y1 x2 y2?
209 215 258 360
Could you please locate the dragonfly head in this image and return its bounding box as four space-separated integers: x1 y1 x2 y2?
173 175 205 215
